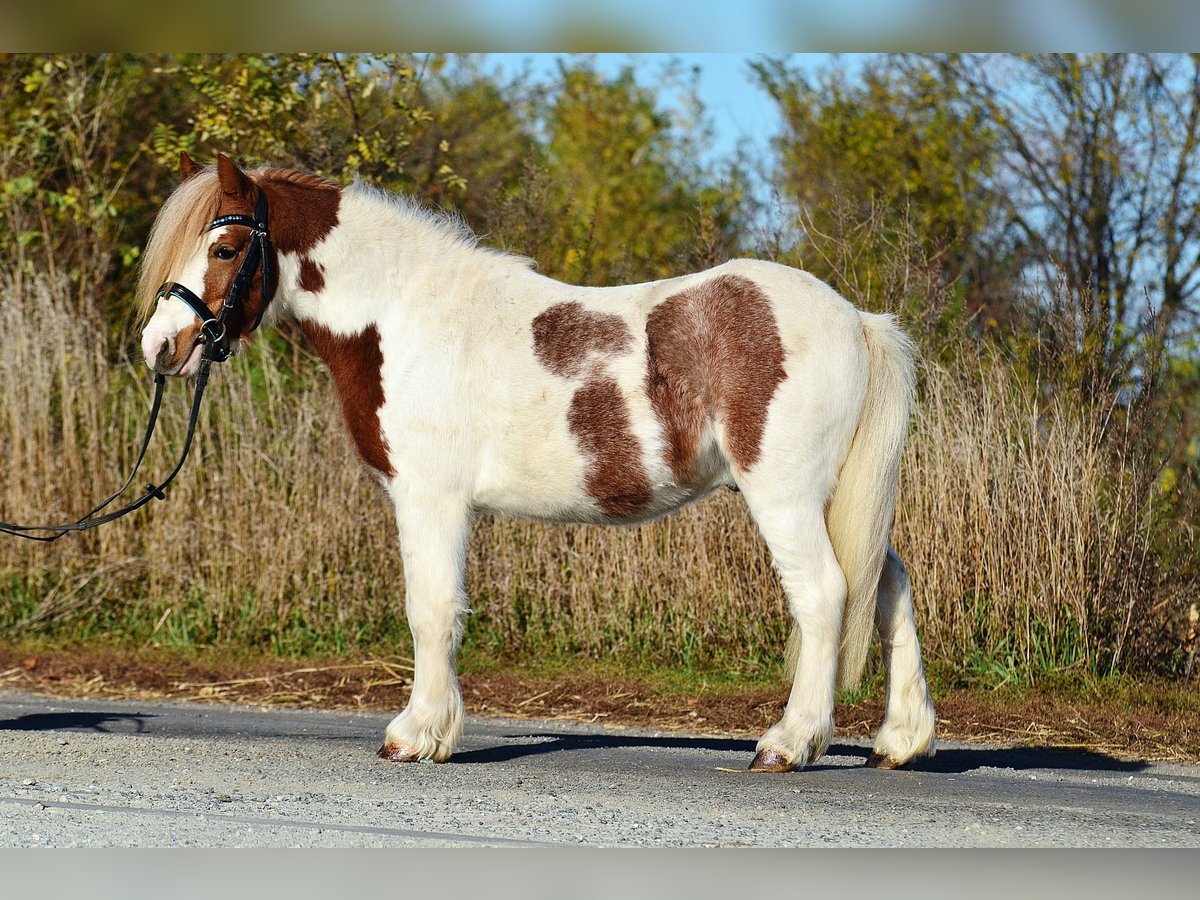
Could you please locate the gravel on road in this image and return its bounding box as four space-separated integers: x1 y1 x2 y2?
2 690 1199 847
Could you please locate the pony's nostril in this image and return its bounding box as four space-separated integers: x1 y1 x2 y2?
142 334 171 370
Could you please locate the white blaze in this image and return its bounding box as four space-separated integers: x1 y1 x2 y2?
139 231 227 374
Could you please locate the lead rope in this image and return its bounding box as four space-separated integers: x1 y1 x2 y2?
0 350 214 543
2 187 272 542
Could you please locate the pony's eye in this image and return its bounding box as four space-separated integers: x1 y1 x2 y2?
214 245 238 261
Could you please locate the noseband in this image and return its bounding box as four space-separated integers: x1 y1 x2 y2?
155 189 276 363
0 190 276 542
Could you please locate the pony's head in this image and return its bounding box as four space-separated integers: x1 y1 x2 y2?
138 153 276 376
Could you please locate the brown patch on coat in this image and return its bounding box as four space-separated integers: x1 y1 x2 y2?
299 257 325 294
252 170 340 307
567 376 653 519
531 301 651 517
532 302 633 378
299 321 394 478
258 169 342 258
645 274 788 479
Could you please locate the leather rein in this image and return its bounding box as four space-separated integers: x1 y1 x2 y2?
0 191 276 542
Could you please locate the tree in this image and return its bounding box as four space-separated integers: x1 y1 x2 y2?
0 55 148 317
942 54 1200 374
402 55 540 227
145 54 455 195
751 55 1009 340
499 59 746 286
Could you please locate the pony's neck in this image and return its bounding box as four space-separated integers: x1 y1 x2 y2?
266 174 531 332
259 171 344 264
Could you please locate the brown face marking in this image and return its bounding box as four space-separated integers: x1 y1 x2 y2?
568 376 653 519
646 274 788 479
201 162 342 338
299 321 394 478
532 302 633 378
201 227 257 339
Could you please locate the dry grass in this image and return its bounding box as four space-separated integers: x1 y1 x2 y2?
897 359 1179 677
0 272 1190 679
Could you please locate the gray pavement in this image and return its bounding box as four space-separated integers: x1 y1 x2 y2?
1 690 1198 847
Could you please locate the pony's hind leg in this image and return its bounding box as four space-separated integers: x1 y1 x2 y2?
743 495 847 772
867 546 936 768
378 487 471 763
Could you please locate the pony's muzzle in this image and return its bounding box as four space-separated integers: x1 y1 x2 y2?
142 331 173 373
142 328 202 376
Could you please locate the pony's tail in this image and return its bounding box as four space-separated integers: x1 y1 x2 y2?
785 311 916 691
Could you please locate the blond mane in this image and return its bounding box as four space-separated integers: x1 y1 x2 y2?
135 168 222 325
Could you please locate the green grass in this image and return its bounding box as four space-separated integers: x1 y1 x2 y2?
0 566 1154 698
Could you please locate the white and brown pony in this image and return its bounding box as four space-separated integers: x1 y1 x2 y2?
139 153 936 771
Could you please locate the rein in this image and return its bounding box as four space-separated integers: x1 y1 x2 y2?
0 191 275 543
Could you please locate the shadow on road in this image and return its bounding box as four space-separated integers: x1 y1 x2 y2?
453 732 754 766
452 732 1149 774
0 712 155 734
906 744 1147 774
0 704 1152 776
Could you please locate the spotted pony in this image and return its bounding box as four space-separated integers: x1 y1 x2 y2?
139 154 936 772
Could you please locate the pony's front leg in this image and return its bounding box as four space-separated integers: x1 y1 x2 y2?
378 488 472 763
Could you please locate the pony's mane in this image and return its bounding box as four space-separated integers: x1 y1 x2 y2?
259 166 341 192
137 165 527 325
135 168 222 325
347 179 531 268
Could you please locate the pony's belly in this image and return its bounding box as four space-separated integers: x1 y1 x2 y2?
473 461 730 527
475 484 720 526
473 478 600 524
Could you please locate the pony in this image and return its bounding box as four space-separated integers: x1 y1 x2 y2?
138 153 936 772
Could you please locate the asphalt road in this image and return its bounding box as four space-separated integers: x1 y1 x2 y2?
1 689 1198 847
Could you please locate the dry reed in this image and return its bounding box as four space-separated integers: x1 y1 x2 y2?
0 273 1187 677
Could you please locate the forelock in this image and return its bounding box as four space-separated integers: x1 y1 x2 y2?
135 169 222 325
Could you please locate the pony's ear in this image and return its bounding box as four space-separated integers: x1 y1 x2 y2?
216 153 255 200
179 150 201 182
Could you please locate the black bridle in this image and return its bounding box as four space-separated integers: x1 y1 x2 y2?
0 190 276 543
155 189 275 364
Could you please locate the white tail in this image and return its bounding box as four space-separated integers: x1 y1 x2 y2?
785 311 916 691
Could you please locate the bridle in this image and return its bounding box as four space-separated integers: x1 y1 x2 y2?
155 189 276 364
0 189 276 542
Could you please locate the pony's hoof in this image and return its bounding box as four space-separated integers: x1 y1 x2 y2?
866 751 905 770
378 742 421 762
749 748 795 772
